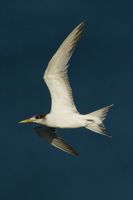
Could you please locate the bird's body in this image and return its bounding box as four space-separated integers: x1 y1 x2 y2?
42 112 85 128
19 22 113 156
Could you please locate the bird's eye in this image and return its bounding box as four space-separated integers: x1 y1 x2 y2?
35 115 44 119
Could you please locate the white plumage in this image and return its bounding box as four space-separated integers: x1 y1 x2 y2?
19 22 113 156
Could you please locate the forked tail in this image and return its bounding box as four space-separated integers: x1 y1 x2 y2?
85 104 113 137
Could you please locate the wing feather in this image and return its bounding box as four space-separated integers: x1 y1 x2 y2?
44 22 85 114
34 125 79 156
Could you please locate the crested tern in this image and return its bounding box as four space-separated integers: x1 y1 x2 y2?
19 22 113 156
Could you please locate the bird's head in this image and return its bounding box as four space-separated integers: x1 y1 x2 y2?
18 114 46 124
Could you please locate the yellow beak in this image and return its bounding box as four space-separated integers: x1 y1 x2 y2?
18 118 35 124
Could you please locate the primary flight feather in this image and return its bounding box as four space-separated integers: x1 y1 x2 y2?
19 22 113 156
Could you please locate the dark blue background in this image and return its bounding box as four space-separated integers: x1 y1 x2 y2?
1 0 133 199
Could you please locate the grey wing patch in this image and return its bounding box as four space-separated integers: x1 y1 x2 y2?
34 125 79 156
34 125 56 143
51 137 79 156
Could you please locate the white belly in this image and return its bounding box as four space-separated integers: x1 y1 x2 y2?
44 113 85 128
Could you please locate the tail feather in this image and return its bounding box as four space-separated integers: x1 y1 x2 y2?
85 104 113 137
88 104 113 121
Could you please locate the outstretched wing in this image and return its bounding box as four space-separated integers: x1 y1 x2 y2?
44 22 85 114
34 125 79 156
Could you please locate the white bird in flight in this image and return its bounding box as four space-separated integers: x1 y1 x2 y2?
19 22 113 156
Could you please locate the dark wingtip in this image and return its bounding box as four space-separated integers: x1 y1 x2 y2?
71 150 79 156
65 146 79 156
78 21 85 31
67 145 79 156
79 20 86 26
65 144 79 156
102 129 112 138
